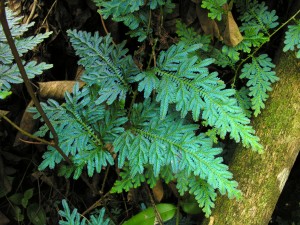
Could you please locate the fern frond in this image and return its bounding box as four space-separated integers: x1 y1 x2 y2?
176 20 211 51
111 165 146 193
283 21 300 58
0 88 11 99
67 30 139 104
111 165 160 193
236 27 269 53
0 32 52 64
59 199 85 225
89 209 111 225
175 20 233 67
0 8 35 41
114 100 241 198
221 46 240 63
94 0 144 19
184 176 217 217
59 199 111 225
235 87 252 118
135 43 262 151
0 7 52 93
93 0 174 42
240 54 279 116
201 0 227 21
233 1 279 53
122 10 150 42
30 83 127 178
94 0 172 16
0 61 52 92
239 2 279 33
149 0 167 9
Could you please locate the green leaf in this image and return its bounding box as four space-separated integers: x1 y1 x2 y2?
0 7 52 95
239 2 279 33
12 206 24 222
283 22 300 58
0 90 11 99
67 30 139 104
27 203 46 225
22 188 34 208
122 203 176 225
111 165 146 193
135 42 262 152
8 193 23 205
240 54 279 116
59 199 111 225
180 195 202 215
235 87 252 118
93 0 174 42
201 0 227 21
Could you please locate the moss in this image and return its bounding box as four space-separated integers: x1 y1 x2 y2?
202 50 300 225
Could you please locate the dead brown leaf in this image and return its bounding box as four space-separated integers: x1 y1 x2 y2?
7 0 22 16
38 81 85 99
223 11 243 47
0 211 9 225
152 180 164 202
196 6 222 40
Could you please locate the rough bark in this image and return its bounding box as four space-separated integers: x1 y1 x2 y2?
201 43 300 224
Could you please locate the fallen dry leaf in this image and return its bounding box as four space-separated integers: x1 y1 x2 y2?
223 11 243 47
38 81 85 99
152 180 164 202
0 211 9 225
196 6 222 40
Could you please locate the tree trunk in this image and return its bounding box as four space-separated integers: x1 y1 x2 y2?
201 43 300 224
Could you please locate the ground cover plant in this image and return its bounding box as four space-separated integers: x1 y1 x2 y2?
0 0 299 224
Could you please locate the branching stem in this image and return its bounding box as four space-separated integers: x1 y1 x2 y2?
0 114 53 146
232 9 300 87
0 1 71 164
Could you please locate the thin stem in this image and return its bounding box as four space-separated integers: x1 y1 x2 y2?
100 165 110 194
1 114 53 146
25 0 37 24
147 38 158 69
176 201 180 225
0 1 71 164
232 9 300 87
82 192 109 216
127 90 138 119
37 0 57 33
145 183 164 225
99 7 116 46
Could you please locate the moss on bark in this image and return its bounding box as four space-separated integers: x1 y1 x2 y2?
201 48 300 225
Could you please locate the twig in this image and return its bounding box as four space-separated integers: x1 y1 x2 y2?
99 7 116 46
145 183 164 225
1 114 53 146
0 1 71 164
232 9 300 87
25 0 37 24
100 165 110 194
80 172 98 196
37 0 57 33
82 192 109 216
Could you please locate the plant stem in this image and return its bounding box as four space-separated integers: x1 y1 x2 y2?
0 1 71 164
145 183 164 225
232 9 300 87
0 114 53 146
